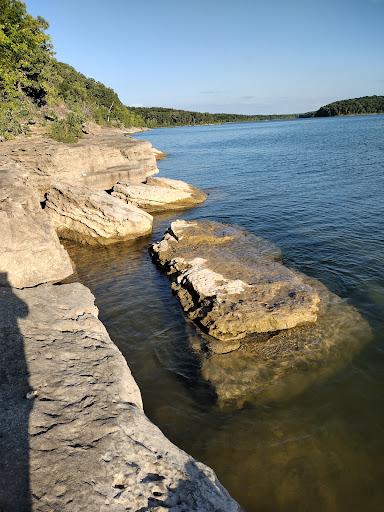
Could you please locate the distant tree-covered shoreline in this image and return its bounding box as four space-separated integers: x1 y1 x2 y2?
128 106 298 128
313 96 384 117
1 1 382 140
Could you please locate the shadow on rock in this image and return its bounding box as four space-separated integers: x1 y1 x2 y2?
0 272 32 511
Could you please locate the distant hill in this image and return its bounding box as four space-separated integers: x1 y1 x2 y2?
314 95 384 117
123 96 384 127
128 106 298 128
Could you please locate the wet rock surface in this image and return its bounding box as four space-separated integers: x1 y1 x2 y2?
112 176 207 213
151 220 371 406
46 183 153 245
151 220 320 340
195 278 370 406
0 282 240 511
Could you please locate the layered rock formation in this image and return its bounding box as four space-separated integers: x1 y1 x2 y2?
0 282 239 511
0 157 74 288
151 220 320 340
151 220 370 406
45 183 153 245
0 129 159 198
112 177 207 213
0 131 239 510
196 277 370 406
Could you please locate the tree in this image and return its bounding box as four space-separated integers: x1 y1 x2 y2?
0 0 53 104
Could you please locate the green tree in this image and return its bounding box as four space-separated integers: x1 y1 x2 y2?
0 0 53 104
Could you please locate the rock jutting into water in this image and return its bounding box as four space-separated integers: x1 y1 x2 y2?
0 130 240 510
152 146 168 160
151 220 320 340
112 176 207 213
45 183 153 245
150 220 371 406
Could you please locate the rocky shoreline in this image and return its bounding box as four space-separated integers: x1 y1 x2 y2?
0 129 240 511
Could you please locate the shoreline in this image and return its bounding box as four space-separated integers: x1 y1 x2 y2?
131 111 384 133
0 128 240 511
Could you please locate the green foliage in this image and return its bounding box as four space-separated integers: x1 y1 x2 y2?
315 96 384 117
45 61 146 128
0 98 36 138
49 112 83 143
1 1 381 141
0 0 52 104
0 0 146 140
129 106 298 128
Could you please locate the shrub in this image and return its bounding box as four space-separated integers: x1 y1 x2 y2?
0 100 35 139
49 112 83 143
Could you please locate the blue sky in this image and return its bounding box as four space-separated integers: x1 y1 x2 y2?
26 0 384 114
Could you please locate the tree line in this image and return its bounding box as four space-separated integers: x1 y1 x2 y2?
314 96 384 117
128 106 298 128
1 1 382 141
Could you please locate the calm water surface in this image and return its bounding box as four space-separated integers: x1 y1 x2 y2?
67 116 384 511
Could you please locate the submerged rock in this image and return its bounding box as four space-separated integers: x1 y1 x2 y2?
45 183 153 245
197 277 371 406
112 176 207 213
151 220 320 340
151 220 371 406
0 203 73 288
0 282 240 511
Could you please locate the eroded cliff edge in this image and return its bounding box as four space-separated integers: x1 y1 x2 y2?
0 130 239 511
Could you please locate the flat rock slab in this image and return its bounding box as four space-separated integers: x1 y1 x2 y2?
0 282 240 512
0 204 73 288
112 177 207 213
151 220 320 341
151 220 370 406
46 183 153 245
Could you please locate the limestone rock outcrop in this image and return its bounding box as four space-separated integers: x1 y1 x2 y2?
0 282 240 512
112 177 207 213
0 204 73 288
151 220 370 406
0 130 240 510
0 129 159 198
45 183 153 245
0 156 41 211
151 220 320 340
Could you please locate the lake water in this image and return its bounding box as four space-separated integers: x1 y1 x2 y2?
66 115 384 511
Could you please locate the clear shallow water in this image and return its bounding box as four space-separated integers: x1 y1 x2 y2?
66 116 384 511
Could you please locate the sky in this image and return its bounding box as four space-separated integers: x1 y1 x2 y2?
26 0 384 115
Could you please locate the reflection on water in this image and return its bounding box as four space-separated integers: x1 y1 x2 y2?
66 115 384 511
